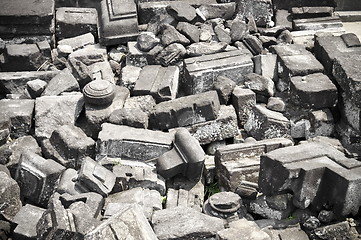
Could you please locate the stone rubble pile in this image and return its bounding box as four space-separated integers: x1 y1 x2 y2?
0 0 361 239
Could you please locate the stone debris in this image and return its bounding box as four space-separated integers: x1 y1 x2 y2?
1 0 361 239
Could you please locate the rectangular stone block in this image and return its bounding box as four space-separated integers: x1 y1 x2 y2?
0 99 34 138
259 142 361 216
13 204 45 240
291 6 334 19
272 0 336 10
57 32 95 51
98 0 139 46
253 53 278 82
55 7 98 40
232 87 256 126
183 50 253 95
97 123 174 162
149 91 221 130
133 65 179 103
179 105 239 145
15 151 65 207
293 16 343 31
215 138 293 191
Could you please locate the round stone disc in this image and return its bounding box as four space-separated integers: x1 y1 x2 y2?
83 80 115 105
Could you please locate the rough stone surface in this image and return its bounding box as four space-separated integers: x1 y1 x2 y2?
0 171 22 221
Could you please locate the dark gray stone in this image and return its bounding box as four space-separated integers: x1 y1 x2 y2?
186 41 228 57
236 0 273 27
161 24 190 46
177 22 200 43
243 35 264 55
249 194 293 220
230 19 248 42
137 32 161 52
217 219 271 240
232 87 256 126
341 33 361 48
155 43 187 66
197 3 236 20
41 68 79 96
213 75 237 104
108 108 149 129
26 79 47 98
244 73 275 99
167 2 196 22
0 171 21 221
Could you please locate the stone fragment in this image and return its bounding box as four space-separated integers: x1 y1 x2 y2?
215 138 293 191
275 9 292 30
108 108 149 129
267 97 286 112
98 0 138 46
97 123 174 162
59 192 104 218
341 33 361 48
236 0 273 27
123 95 156 114
41 68 79 96
85 204 157 240
110 160 166 195
67 57 93 88
186 41 228 57
197 3 236 20
121 65 142 89
78 157 116 197
199 23 214 41
0 171 21 221
243 35 264 55
137 32 160 51
152 206 224 240
259 142 361 216
312 221 352 239
43 124 95 168
167 3 196 22
230 19 248 42
213 75 236 104
12 204 45 240
217 218 271 240
89 61 115 84
15 151 65 207
133 65 179 102
245 105 290 140
293 16 343 31
291 6 333 19
0 99 34 138
161 24 190 46
157 128 205 181
290 73 338 109
249 194 293 220
83 80 115 106
68 45 107 66
55 7 98 40
183 50 253 95
149 91 220 130
26 79 47 98
104 187 162 220
232 87 256 126
259 35 278 48
155 43 186 66
253 53 278 81
177 22 200 43
244 73 275 101
263 224 308 240
58 32 94 51
35 94 84 139
0 115 10 146
308 109 335 138
181 105 239 145
214 24 231 44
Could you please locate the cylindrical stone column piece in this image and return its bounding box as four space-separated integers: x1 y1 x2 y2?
83 80 115 105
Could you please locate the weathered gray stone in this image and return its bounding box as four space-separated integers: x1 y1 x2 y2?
58 32 95 51
133 65 179 102
155 43 187 67
137 32 161 52
244 73 275 101
259 142 361 217
68 45 107 66
13 204 45 239
249 194 293 220
161 24 190 46
243 35 264 55
0 115 10 146
213 75 237 104
15 151 65 207
230 19 248 42
98 0 138 46
67 57 93 88
267 97 286 112
293 16 343 31
167 2 196 22
152 206 225 240
83 80 116 106
183 50 253 95
35 94 84 139
177 22 200 43
26 79 47 98
214 24 232 44
108 108 149 129
186 41 228 57
263 224 309 240
253 53 278 82
0 99 34 138
236 0 273 27
217 218 271 240
123 95 156 114
308 109 335 138
312 221 352 240
41 68 79 96
232 87 256 126
85 204 157 240
97 123 174 162
341 33 361 48
149 91 220 130
77 157 116 197
89 61 115 84
197 3 236 20
215 138 293 191
0 171 21 221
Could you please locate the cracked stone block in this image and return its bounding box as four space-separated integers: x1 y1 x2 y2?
217 218 271 240
341 92 361 132
85 204 157 240
15 151 65 207
293 16 343 31
0 0 55 38
56 8 98 40
97 123 174 162
183 50 253 95
41 124 95 169
104 187 162 220
166 176 204 212
157 128 205 181
232 87 256 126
126 41 153 68
12 204 45 240
77 157 116 197
290 73 338 109
35 94 84 139
176 105 238 145
0 71 58 98
133 65 179 103
0 136 41 177
236 0 273 27
152 206 224 240
215 138 293 191
37 192 100 239
0 171 21 221
149 90 220 130
58 32 95 51
0 99 34 138
259 142 361 217
110 160 166 195
254 53 278 82
98 0 139 46
41 68 79 96
249 194 293 220
3 42 52 72
245 104 290 140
